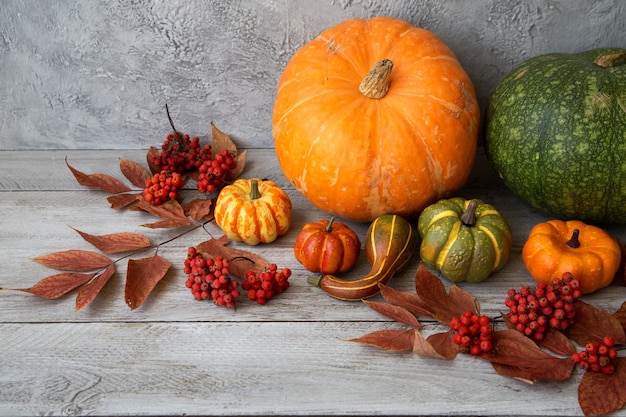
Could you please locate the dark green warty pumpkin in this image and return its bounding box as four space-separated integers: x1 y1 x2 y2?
485 48 626 224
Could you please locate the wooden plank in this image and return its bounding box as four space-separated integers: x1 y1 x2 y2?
0 321 586 417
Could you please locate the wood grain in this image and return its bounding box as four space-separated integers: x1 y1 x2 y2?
1 149 625 416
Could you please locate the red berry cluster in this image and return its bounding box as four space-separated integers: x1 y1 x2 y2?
505 272 582 341
143 170 184 205
151 132 212 174
196 149 237 195
241 264 292 305
184 247 240 308
572 337 619 375
450 311 495 355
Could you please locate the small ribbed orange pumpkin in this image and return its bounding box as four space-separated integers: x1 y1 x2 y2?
214 178 292 245
272 16 480 222
521 220 621 294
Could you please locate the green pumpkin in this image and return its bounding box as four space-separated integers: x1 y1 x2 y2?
485 48 626 224
417 198 512 283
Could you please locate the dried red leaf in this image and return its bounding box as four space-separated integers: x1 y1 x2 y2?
182 198 214 221
231 149 247 179
488 329 574 382
75 264 116 310
124 254 171 310
210 122 237 155
378 283 433 318
107 192 141 210
33 250 112 272
348 329 416 352
412 330 448 359
146 146 161 175
119 158 151 188
66 158 131 194
501 312 576 356
15 272 96 299
131 198 192 228
196 236 270 279
71 227 152 253
426 331 461 359
414 263 478 324
362 300 421 328
578 357 626 416
568 300 626 345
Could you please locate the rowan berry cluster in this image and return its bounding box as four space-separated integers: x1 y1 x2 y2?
196 148 237 195
242 264 292 305
450 310 495 355
184 247 240 308
183 247 292 307
151 132 212 174
505 272 582 341
572 337 619 375
143 170 184 205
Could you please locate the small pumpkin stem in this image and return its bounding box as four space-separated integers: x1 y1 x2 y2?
460 200 478 226
249 179 262 200
325 216 336 233
594 52 626 68
566 229 581 248
359 59 394 99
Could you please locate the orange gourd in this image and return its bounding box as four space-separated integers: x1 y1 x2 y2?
294 216 361 274
214 178 292 245
272 16 480 222
521 220 621 294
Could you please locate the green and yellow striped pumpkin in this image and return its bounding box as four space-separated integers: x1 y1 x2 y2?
417 198 512 282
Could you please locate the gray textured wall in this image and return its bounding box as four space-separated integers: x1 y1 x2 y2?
1 0 624 150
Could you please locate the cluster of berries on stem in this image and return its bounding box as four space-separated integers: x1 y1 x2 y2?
143 170 184 205
183 247 291 308
241 264 292 305
505 272 582 341
572 337 619 375
450 310 495 355
196 148 237 194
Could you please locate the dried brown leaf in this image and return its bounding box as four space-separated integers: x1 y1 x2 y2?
614 301 626 331
107 192 141 210
348 329 416 352
414 263 478 324
119 158 151 188
183 198 214 221
75 264 116 310
412 330 448 359
426 331 462 359
210 122 237 155
146 146 161 175
124 254 171 310
501 312 576 356
362 300 421 328
66 158 131 194
71 227 152 253
231 149 247 178
15 272 96 299
196 236 270 279
132 198 192 228
568 300 626 345
378 283 433 318
578 357 626 416
33 250 113 272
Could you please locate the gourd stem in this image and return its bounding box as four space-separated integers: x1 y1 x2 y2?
359 59 394 99
566 229 581 248
325 216 336 233
249 179 261 200
594 52 626 68
460 200 478 226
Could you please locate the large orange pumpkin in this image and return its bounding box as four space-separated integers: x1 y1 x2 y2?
272 16 480 222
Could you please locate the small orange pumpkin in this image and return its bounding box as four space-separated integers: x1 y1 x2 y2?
272 16 480 222
521 219 621 294
214 178 292 245
294 216 361 274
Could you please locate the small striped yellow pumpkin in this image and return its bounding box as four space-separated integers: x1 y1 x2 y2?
417 198 512 282
214 178 292 245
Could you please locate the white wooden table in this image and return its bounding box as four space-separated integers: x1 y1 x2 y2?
1 148 625 416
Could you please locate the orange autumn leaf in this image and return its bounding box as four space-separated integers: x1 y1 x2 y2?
107 192 141 210
131 198 192 228
124 254 171 310
348 329 416 352
71 227 152 253
182 198 214 221
362 299 421 328
33 250 112 272
15 272 96 299
568 300 626 345
578 357 626 416
119 158 151 188
75 264 116 311
66 157 131 194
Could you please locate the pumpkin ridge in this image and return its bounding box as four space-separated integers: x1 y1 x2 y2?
436 221 461 269
478 225 502 269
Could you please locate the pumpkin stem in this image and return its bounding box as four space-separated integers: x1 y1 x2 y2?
593 52 626 68
566 229 581 248
359 59 394 99
249 179 262 200
325 216 336 233
460 200 478 226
